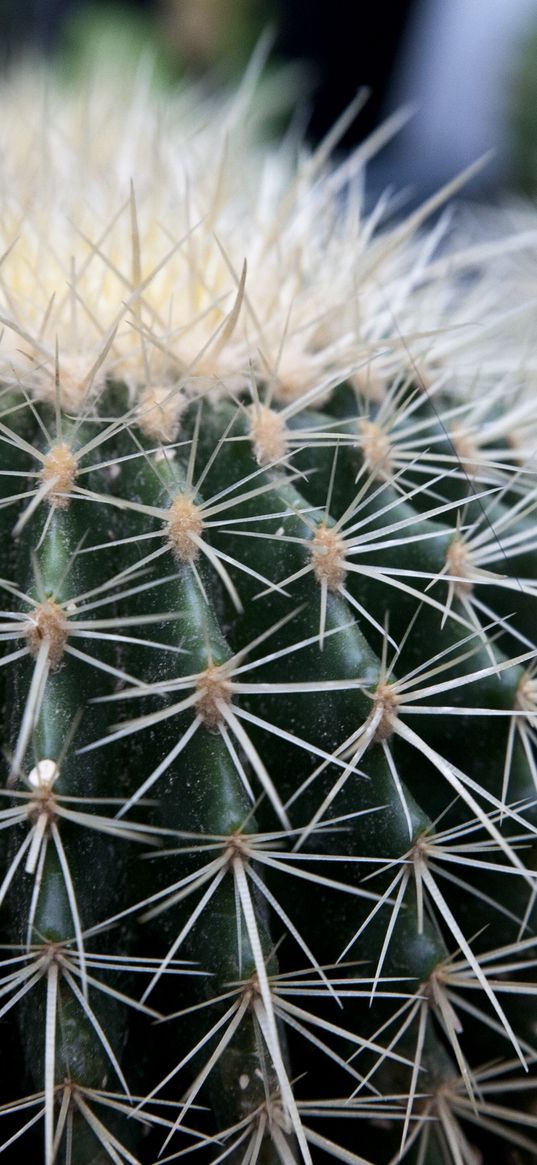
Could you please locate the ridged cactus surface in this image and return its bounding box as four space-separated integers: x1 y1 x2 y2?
0 60 537 1165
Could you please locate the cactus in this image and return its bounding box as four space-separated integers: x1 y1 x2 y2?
0 56 536 1165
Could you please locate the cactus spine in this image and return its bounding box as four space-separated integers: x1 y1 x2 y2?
0 58 536 1165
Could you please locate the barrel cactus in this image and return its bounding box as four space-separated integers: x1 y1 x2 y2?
0 54 536 1165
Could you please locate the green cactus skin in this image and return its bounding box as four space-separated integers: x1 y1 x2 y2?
0 62 537 1165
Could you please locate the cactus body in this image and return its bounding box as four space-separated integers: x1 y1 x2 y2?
0 61 536 1165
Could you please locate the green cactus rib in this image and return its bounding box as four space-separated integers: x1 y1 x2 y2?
0 61 536 1165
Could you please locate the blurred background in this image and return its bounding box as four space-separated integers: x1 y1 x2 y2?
1 0 537 200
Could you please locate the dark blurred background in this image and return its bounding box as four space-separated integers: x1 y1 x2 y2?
1 0 537 198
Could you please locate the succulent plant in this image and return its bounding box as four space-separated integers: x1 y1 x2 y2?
0 53 536 1165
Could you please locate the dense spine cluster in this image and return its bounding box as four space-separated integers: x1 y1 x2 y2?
0 56 536 1165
